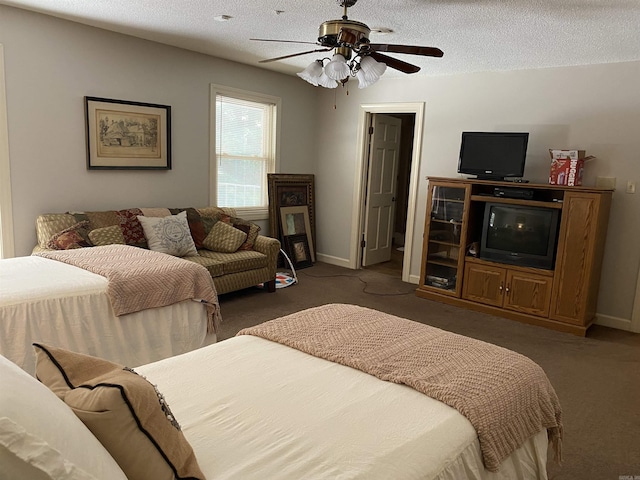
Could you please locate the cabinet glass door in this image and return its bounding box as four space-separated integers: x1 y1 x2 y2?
423 184 467 294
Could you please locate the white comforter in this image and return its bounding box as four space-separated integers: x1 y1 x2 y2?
138 335 549 480
0 256 211 375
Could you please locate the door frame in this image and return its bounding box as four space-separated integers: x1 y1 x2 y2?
349 103 424 283
0 44 14 259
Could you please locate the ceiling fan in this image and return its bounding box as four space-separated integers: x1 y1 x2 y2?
251 0 444 88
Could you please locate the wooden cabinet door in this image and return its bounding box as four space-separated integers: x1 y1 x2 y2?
504 271 553 317
550 193 602 325
462 262 506 307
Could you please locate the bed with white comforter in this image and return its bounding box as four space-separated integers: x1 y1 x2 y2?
0 255 213 375
138 334 550 480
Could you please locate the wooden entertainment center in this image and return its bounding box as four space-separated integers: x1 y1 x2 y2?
416 177 613 335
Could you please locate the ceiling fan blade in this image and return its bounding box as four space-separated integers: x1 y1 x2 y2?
369 44 444 58
370 52 421 74
259 48 334 64
251 38 320 45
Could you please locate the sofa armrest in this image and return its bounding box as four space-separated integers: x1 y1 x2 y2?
253 235 281 278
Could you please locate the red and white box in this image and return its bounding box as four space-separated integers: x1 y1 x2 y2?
549 150 594 186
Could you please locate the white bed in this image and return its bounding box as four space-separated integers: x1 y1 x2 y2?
0 303 559 480
137 334 549 480
0 256 213 375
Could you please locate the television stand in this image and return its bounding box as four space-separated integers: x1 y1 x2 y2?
416 177 613 336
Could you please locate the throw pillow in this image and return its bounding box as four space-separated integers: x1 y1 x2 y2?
220 215 261 251
88 225 126 246
46 221 92 250
116 208 147 248
169 208 206 249
137 211 198 257
0 353 127 480
202 220 247 253
33 343 205 480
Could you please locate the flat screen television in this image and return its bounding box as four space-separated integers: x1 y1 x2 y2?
480 203 560 270
458 132 529 181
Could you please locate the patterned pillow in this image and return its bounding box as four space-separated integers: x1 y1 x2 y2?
88 225 126 246
202 220 247 253
33 344 205 480
46 221 92 250
220 215 261 251
116 209 147 248
137 211 198 257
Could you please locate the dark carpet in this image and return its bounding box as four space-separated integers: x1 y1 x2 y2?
215 262 640 480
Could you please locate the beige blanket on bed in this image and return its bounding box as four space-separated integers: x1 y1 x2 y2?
238 303 562 472
35 245 221 333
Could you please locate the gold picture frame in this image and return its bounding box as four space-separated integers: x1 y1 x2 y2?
85 96 171 170
280 205 315 263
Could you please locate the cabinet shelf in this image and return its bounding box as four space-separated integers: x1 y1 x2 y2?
426 257 458 268
430 218 463 226
428 239 460 248
470 195 563 209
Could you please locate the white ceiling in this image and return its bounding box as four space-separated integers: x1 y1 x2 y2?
2 0 640 78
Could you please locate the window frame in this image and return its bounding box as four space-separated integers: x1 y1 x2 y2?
209 84 281 221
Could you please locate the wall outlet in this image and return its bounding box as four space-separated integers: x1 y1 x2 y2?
626 181 636 194
596 176 616 189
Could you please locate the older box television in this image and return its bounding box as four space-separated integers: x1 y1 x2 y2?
480 203 560 270
458 132 529 181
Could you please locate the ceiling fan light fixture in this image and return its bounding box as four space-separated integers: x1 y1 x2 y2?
317 72 339 89
359 55 387 81
324 54 351 81
297 60 324 86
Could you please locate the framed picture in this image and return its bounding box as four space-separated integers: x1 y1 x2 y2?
286 234 313 269
85 96 171 170
280 205 315 262
268 174 315 258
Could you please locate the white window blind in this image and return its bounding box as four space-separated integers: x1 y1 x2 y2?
215 94 276 210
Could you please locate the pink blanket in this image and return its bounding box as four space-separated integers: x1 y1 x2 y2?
35 245 221 333
238 303 562 472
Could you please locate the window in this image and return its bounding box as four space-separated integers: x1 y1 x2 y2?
210 84 280 220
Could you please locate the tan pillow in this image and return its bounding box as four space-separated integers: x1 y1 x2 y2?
33 343 205 480
202 220 247 253
88 225 126 246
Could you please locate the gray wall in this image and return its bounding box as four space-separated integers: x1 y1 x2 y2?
0 5 318 256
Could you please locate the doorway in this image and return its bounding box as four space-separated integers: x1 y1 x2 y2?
349 103 425 284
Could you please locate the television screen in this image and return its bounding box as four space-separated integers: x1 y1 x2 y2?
458 132 529 180
480 203 560 269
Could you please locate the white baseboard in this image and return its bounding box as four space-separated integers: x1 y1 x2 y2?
595 313 638 332
408 274 420 285
316 253 351 269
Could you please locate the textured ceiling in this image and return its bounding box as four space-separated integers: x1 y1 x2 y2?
2 0 640 78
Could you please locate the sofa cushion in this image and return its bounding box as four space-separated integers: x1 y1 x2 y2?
33 343 205 480
184 253 225 278
197 249 268 275
46 221 92 250
0 353 128 480
202 221 247 253
88 225 126 246
137 211 198 257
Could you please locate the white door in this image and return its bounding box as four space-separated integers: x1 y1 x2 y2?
362 114 401 267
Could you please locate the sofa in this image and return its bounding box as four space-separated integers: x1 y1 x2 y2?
32 206 280 294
